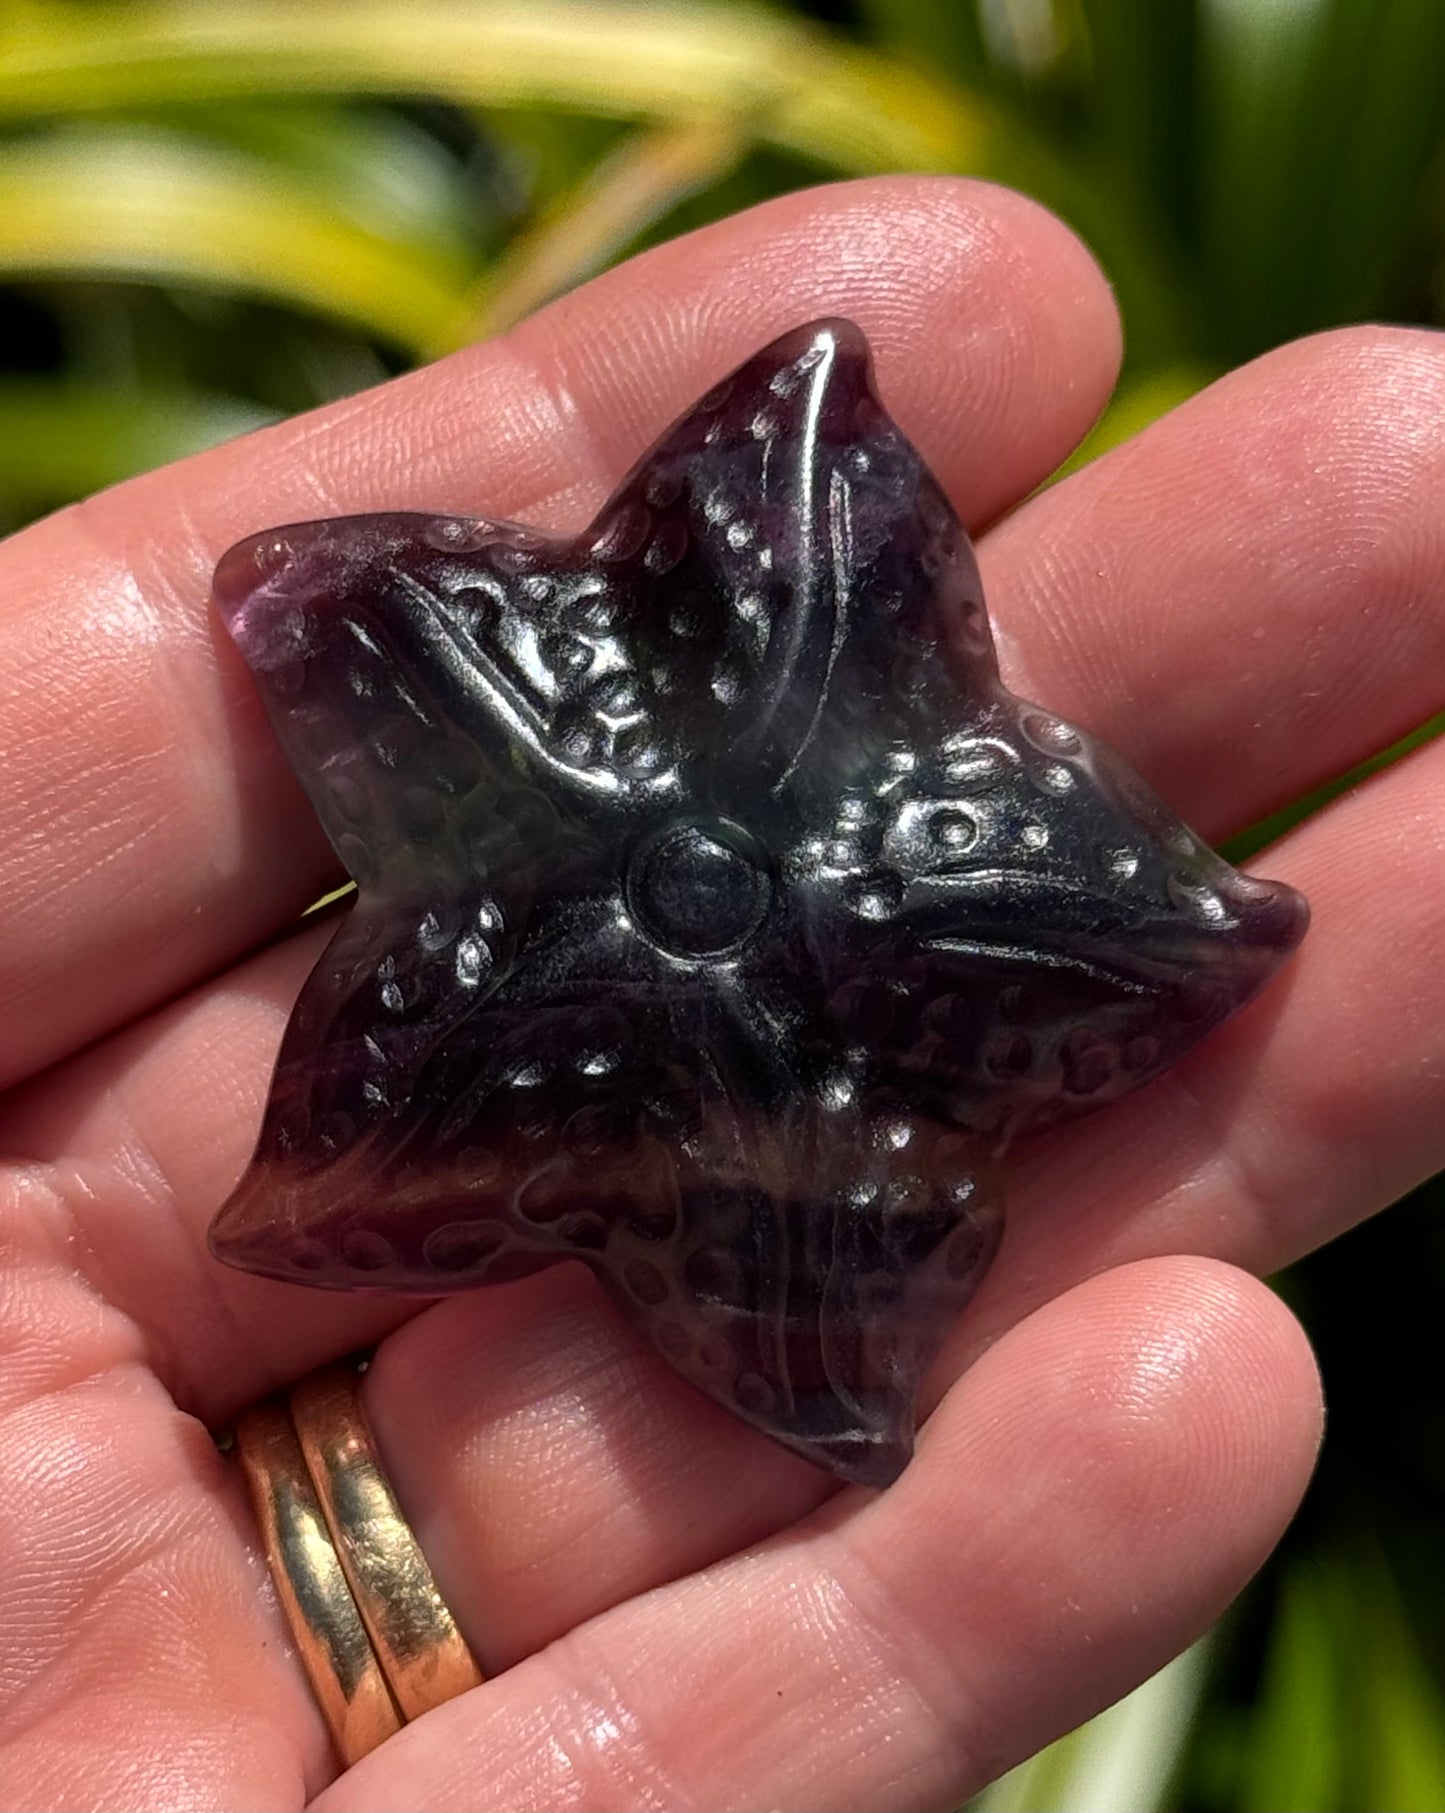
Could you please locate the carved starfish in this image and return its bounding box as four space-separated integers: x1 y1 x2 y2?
209 320 1306 1485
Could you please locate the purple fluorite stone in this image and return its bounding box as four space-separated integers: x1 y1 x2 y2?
209 321 1306 1485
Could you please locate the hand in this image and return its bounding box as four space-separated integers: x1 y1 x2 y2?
1 176 1436 1811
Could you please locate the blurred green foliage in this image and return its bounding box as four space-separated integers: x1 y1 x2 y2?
1 3 1442 1808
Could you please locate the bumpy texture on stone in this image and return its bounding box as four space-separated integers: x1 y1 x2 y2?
209 320 1307 1486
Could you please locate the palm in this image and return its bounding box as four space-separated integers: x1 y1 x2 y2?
0 178 1435 1811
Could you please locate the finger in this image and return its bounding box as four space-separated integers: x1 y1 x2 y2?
0 174 1121 1088
318 1259 1321 1813
0 917 418 1404
981 325 1445 839
361 1275 835 1672
0 1348 324 1808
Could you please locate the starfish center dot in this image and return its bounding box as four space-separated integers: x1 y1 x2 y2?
627 817 770 958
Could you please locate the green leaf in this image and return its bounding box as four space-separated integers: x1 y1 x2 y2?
0 377 276 498
1244 1544 1445 1813
1199 0 1445 355
129 100 487 256
970 1640 1211 1813
0 0 986 174
477 108 634 226
853 0 990 81
1237 1556 1346 1813
0 127 475 354
470 118 745 335
1076 0 1199 245
1352 1555 1445 1813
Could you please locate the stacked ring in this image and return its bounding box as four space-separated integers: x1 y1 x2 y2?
233 1363 483 1765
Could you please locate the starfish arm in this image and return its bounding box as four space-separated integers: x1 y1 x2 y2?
624 996 1003 1486
538 942 996 1487
790 697 1308 1156
209 882 762 1294
208 321 991 872
213 507 693 880
558 320 990 823
721 322 996 818
208 874 546 1286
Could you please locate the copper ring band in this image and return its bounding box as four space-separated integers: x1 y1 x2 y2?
232 1363 483 1766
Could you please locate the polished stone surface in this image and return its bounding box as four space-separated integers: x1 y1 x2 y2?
209 320 1307 1485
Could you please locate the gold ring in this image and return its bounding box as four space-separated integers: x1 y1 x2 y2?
232 1399 402 1764
232 1362 483 1766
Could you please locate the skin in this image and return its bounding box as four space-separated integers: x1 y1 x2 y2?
0 173 1440 1810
